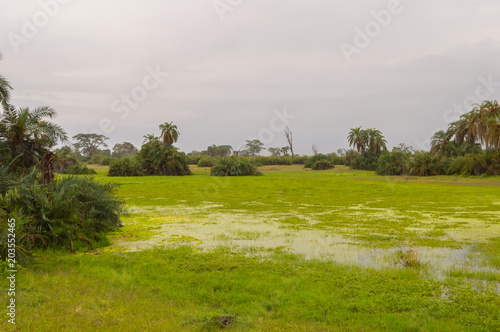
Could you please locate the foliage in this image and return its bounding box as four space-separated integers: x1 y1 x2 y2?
197 156 215 167
159 121 179 147
0 106 68 172
0 52 12 111
304 153 330 168
138 140 191 176
206 144 232 157
350 152 379 171
112 142 138 158
254 156 293 166
72 133 109 157
210 155 262 176
64 163 97 175
108 157 144 177
243 139 265 157
347 127 387 156
0 166 124 261
311 159 334 170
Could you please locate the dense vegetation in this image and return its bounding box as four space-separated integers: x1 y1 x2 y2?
210 155 262 176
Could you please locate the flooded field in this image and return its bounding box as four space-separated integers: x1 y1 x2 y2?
111 202 500 285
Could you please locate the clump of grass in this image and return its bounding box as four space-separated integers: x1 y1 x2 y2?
397 245 424 268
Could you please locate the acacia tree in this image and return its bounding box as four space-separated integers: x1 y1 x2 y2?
72 133 109 157
267 147 282 156
159 121 179 147
112 142 138 158
244 139 264 157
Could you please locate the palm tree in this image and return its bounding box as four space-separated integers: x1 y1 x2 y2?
0 106 68 171
430 130 452 155
347 127 367 155
159 121 179 147
366 128 387 154
0 52 12 111
448 100 500 152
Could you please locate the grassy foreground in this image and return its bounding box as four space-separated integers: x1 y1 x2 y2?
2 165 500 331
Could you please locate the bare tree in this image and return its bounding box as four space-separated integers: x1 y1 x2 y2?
312 144 318 155
284 126 294 161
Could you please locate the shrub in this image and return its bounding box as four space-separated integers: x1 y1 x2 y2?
376 151 407 175
197 156 215 167
108 157 144 176
211 156 262 176
64 163 97 175
187 155 202 165
253 156 293 166
311 159 334 170
0 166 125 262
292 155 308 165
99 156 114 166
304 154 330 168
350 153 379 171
139 141 191 176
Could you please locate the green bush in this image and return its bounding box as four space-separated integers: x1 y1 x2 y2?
350 152 380 171
139 141 191 176
304 154 330 168
99 156 114 166
197 156 215 167
253 156 293 166
311 159 334 170
292 155 308 165
0 166 125 262
211 156 262 176
64 163 97 175
376 151 407 175
186 155 202 165
108 157 144 176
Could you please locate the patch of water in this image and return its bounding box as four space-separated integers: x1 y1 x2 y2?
113 209 500 281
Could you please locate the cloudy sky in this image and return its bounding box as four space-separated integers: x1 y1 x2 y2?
1 0 500 155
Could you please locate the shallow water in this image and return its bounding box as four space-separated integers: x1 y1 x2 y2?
115 205 500 282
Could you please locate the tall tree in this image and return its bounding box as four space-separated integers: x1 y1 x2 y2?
366 128 387 154
284 126 294 161
244 139 264 157
0 52 12 111
159 121 179 147
347 126 367 155
430 130 452 155
267 147 282 157
72 133 109 157
312 144 319 155
280 146 290 156
0 106 67 174
112 142 138 158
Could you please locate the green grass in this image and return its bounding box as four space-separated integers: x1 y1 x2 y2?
2 165 500 331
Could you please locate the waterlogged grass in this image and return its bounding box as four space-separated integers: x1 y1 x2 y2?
2 165 500 331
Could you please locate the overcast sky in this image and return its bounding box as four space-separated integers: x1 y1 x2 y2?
1 0 500 155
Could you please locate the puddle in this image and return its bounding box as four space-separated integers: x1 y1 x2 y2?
113 207 500 281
